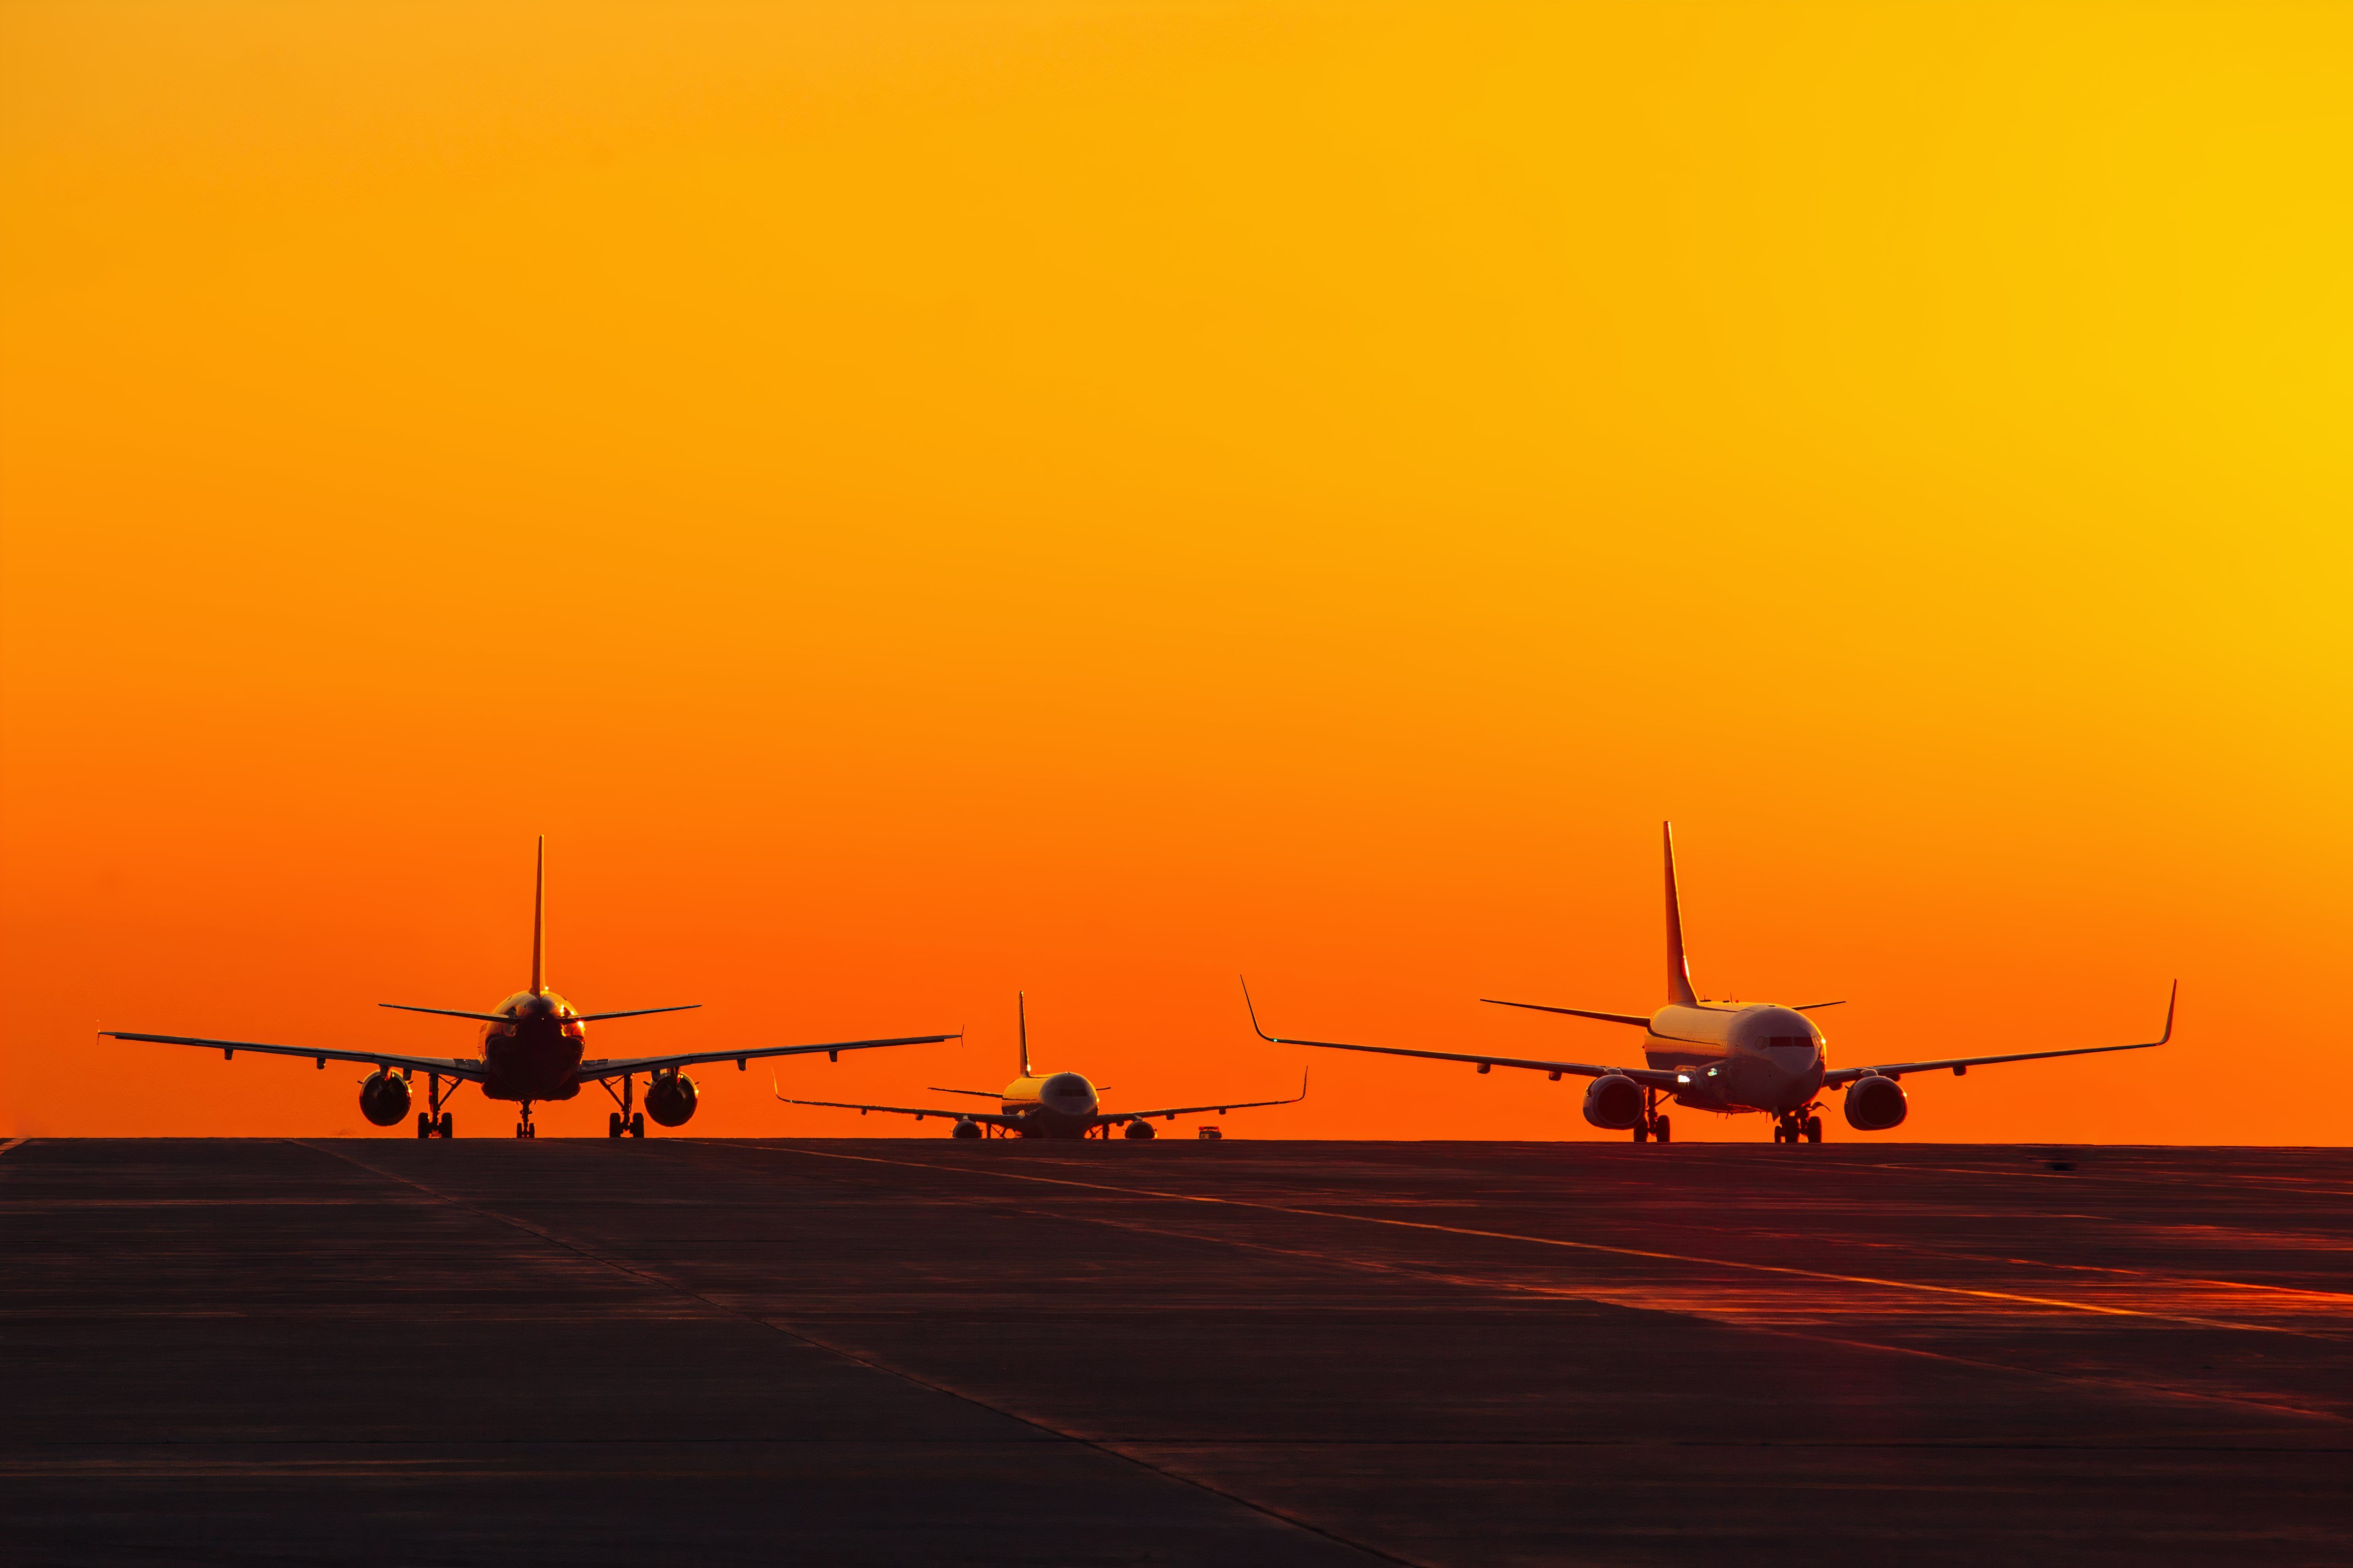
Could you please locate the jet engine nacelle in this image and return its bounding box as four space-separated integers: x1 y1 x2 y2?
1122 1120 1157 1140
645 1072 699 1127
1583 1073 1645 1130
358 1070 411 1127
1843 1074 1907 1131
950 1117 983 1139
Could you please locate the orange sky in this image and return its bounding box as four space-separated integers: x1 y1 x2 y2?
4 2 2347 1142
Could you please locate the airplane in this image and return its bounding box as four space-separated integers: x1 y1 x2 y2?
1244 823 2174 1144
777 993 1309 1139
102 839 961 1139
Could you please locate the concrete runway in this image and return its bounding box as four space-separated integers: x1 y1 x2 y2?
4 1136 2347 1565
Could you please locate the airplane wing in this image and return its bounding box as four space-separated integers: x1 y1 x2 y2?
1821 982 2176 1088
577 1032 959 1082
102 1031 488 1081
775 1090 1018 1128
1110 1070 1312 1123
1241 982 1681 1090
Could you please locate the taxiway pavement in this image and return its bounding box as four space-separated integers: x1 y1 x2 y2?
4 1137 2347 1565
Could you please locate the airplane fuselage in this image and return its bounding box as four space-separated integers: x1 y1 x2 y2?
1643 1003 1826 1116
996 1071 1101 1138
478 991 587 1102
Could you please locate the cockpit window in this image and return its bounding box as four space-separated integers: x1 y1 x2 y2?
1763 1035 1815 1050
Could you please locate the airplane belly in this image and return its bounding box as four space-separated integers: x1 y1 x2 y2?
481 1035 584 1101
1012 1106 1094 1140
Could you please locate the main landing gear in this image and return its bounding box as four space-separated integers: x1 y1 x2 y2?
600 1074 645 1139
415 1072 456 1138
1631 1088 1672 1143
1773 1107 1824 1144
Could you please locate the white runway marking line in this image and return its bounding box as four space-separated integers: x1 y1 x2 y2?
743 1144 2344 1340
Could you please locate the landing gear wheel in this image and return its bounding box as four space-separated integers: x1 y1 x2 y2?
1804 1116 1822 1144
608 1111 622 1139
440 1113 454 1138
1632 1125 1648 1143
1772 1125 1787 1143
1653 1117 1671 1143
630 1112 645 1139
418 1112 434 1139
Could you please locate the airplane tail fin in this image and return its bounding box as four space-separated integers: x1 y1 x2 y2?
530 836 546 997
1017 992 1033 1078
1663 822 1697 1005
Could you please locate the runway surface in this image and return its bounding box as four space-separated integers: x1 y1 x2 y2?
4 1136 2348 1565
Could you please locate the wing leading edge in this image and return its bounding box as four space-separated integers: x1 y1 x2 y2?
102 1031 488 1081
1109 1069 1312 1123
1822 983 2176 1087
580 1032 960 1082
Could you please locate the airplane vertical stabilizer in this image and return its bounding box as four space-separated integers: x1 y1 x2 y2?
531 836 547 997
1017 992 1033 1078
1663 822 1698 1005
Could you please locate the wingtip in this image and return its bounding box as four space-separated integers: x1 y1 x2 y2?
1238 975 1277 1042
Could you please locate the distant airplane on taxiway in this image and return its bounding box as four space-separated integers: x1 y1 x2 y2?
779 993 1307 1139
103 839 958 1139
1246 823 2174 1144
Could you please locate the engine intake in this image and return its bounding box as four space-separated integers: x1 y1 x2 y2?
358 1070 411 1127
1843 1074 1907 1131
1583 1073 1644 1130
1122 1120 1157 1140
645 1072 699 1127
950 1117 983 1139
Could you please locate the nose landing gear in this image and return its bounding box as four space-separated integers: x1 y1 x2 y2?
1631 1089 1672 1143
1773 1108 1824 1144
514 1102 537 1139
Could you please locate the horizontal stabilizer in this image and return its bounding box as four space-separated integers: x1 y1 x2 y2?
1480 998 1652 1027
571 1004 701 1023
380 1004 512 1023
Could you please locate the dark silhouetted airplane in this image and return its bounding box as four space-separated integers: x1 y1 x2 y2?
104 839 958 1139
1247 823 2172 1144
779 993 1306 1139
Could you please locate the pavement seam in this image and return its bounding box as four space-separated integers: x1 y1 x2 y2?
728 1142 2336 1339
286 1140 1427 1568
